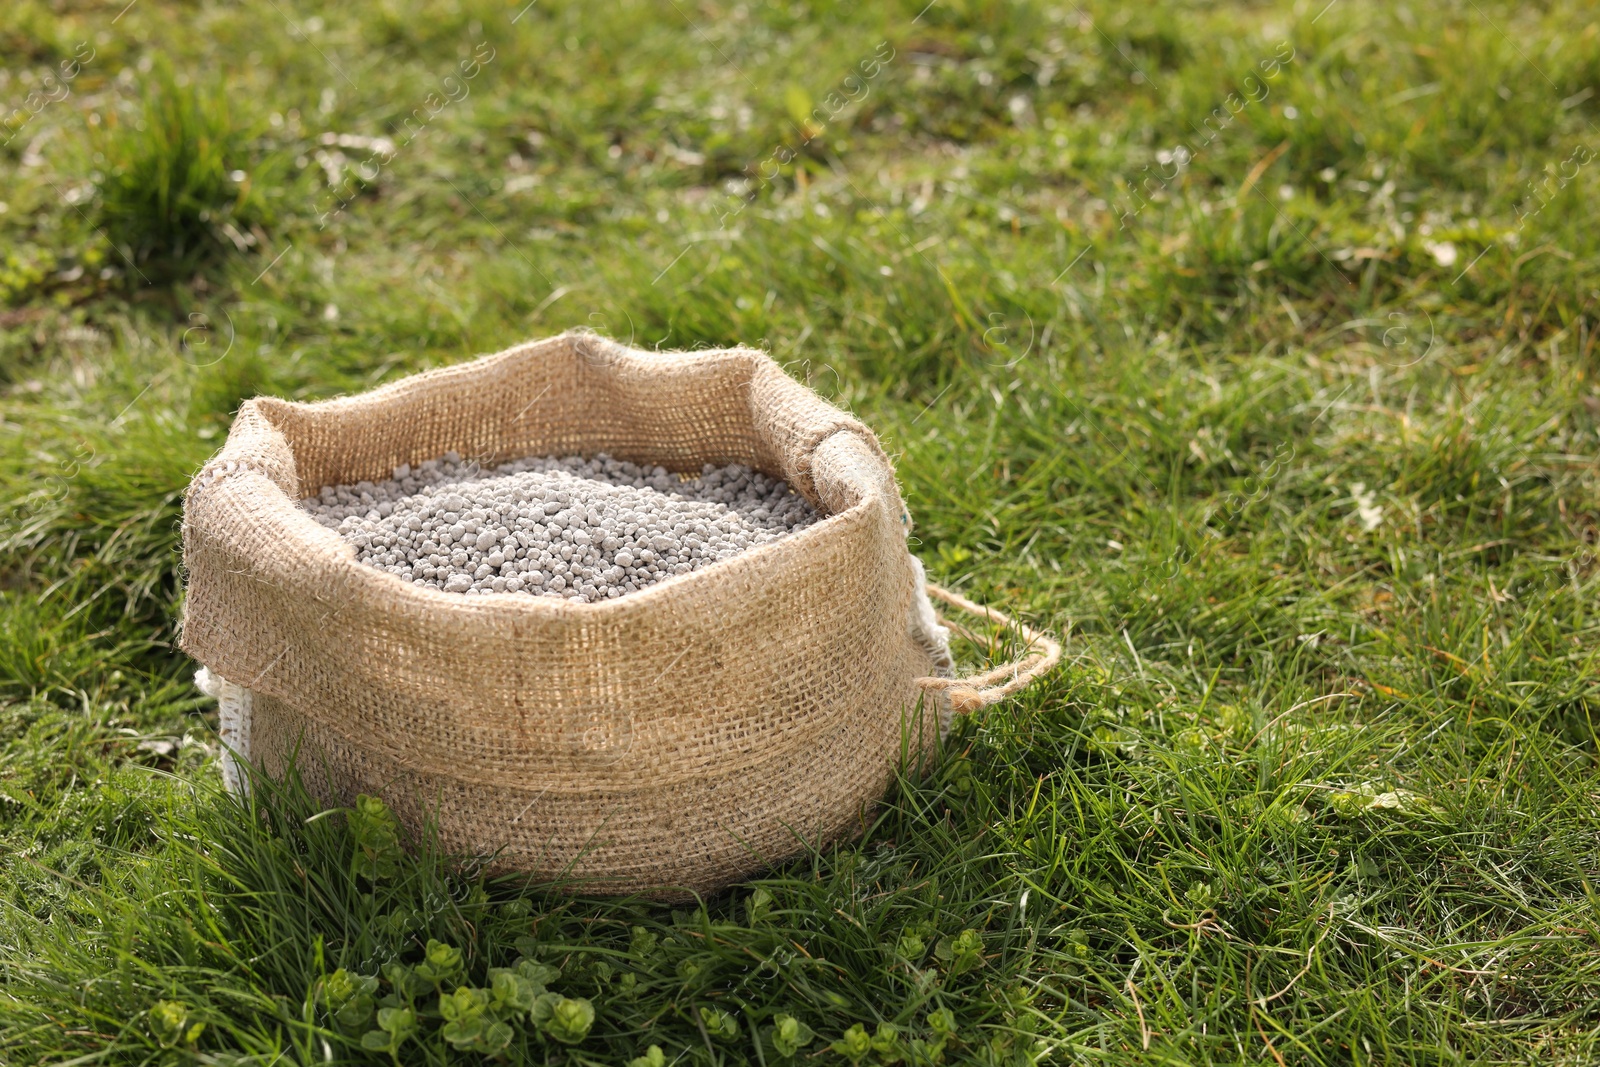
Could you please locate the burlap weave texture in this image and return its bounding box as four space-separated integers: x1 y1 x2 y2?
181 333 953 895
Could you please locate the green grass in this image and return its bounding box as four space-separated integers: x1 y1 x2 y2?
3 0 1600 1062
91 56 273 284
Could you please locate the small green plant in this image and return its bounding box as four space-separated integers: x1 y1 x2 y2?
829 1011 957 1065
148 999 204 1048
940 757 975 797
382 960 435 1002
628 1045 667 1067
510 958 561 992
487 968 538 1013
1184 880 1218 911
745 885 774 923
358 951 588 1055
439 985 514 1054
376 907 422 939
359 1005 418 1063
412 938 464 988
895 928 927 962
92 56 268 282
1057 929 1091 974
869 1023 903 1064
317 968 378 1032
771 1013 815 1059
832 1023 874 1064
542 995 596 1044
934 929 984 976
916 1008 957 1064
699 1005 740 1042
348 793 404 881
629 925 660 958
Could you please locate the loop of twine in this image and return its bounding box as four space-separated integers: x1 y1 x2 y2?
914 582 1062 713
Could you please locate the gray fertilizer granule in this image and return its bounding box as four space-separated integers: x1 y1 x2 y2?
301 452 819 601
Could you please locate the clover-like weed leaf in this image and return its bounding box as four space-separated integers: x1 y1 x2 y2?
629 925 660 959
486 967 537 1015
383 961 434 1003
513 957 561 993
438 986 486 1024
1058 929 1090 966
1184 880 1218 911
745 886 773 923
376 908 422 941
543 996 595 1044
896 932 926 962
361 1005 418 1063
934 929 984 976
439 986 493 1050
870 1022 904 1064
414 939 464 989
941 757 975 797
771 1013 814 1058
348 794 403 882
914 1008 958 1064
149 1000 205 1048
482 1019 515 1054
832 1023 873 1064
627 1045 667 1067
700 1006 740 1042
317 968 378 1032
438 986 512 1057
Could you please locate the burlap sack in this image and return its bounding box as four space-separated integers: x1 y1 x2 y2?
181 333 1058 895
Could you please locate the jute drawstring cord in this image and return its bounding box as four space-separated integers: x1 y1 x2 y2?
915 583 1062 714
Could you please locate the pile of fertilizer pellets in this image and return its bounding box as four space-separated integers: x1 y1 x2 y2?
301 452 819 601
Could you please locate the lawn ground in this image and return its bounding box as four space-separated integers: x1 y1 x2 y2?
3 0 1600 1063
